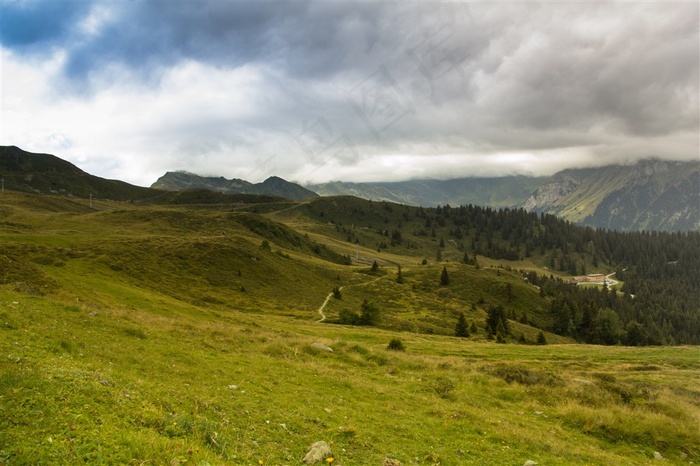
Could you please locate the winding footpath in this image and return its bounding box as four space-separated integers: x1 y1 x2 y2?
316 274 390 322
316 288 341 322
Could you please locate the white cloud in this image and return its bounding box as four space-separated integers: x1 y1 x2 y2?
1 2 697 186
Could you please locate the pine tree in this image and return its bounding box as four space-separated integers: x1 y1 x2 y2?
536 331 548 345
396 265 404 284
359 299 380 326
469 321 478 334
371 260 379 272
455 312 469 338
440 266 450 286
495 320 507 343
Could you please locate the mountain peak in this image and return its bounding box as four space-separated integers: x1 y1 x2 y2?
151 172 318 201
521 159 700 231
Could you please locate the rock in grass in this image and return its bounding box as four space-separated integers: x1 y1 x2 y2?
523 461 538 466
383 459 401 466
654 451 664 460
302 441 332 464
311 342 333 352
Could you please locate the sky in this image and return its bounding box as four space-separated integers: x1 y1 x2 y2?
1 1 698 187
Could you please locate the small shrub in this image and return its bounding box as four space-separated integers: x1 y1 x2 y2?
122 327 147 339
387 338 405 351
433 376 456 399
536 331 548 345
349 344 370 356
367 353 389 366
485 363 561 386
58 340 75 353
339 308 360 325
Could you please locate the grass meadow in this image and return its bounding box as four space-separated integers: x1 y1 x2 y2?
0 192 698 465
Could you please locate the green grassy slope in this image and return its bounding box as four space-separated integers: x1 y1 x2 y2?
0 191 698 465
2 286 698 465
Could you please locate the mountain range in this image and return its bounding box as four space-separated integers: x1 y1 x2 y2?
152 159 699 232
1 145 697 231
152 170 318 201
522 160 700 231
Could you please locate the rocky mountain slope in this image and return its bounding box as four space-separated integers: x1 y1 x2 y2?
522 160 700 231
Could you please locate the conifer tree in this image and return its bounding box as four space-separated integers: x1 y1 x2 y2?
455 312 469 338
396 265 404 284
469 321 478 334
440 266 450 286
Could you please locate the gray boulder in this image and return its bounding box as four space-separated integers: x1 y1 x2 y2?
302 441 332 464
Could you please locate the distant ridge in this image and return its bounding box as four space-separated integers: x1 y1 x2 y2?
0 146 285 205
0 145 156 201
522 159 700 231
151 171 319 201
3 145 696 231
308 177 546 208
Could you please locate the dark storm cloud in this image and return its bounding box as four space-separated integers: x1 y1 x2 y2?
5 1 391 85
1 1 697 184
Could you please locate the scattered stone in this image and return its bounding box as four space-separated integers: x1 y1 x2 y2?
311 343 334 352
654 451 664 460
383 459 401 466
573 378 593 385
523 461 538 466
302 441 332 464
227 385 238 390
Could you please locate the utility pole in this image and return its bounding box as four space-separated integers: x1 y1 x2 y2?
89 193 93 209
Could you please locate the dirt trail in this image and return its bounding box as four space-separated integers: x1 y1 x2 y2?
316 289 341 322
316 274 389 323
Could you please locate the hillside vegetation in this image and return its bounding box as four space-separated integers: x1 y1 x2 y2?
0 190 698 465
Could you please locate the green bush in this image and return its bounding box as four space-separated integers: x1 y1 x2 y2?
386 338 405 351
433 376 456 399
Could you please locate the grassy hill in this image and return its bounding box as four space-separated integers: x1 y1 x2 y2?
0 191 698 465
